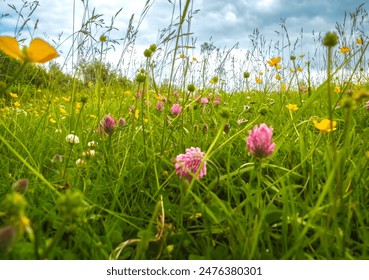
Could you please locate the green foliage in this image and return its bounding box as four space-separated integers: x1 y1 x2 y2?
1 0 369 261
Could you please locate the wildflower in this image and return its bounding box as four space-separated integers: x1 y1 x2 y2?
11 178 29 193
0 226 17 252
9 92 18 98
237 119 248 125
82 149 95 158
174 147 207 181
323 32 338 47
281 83 287 90
118 118 126 126
255 77 262 84
87 80 94 88
75 158 86 167
340 46 350 54
49 117 56 123
98 115 115 135
66 133 80 144
286 104 299 111
334 86 341 93
87 141 98 147
179 53 185 59
246 123 276 158
200 97 209 105
275 74 281 81
267 56 281 68
171 104 182 116
214 96 221 105
59 107 68 115
299 85 308 93
0 36 58 63
62 97 70 102
13 101 20 107
51 154 63 163
55 128 62 133
297 66 303 72
156 101 164 111
356 38 363 45
313 119 337 133
89 114 97 119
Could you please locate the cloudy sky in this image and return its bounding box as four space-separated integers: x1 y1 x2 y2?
0 0 367 77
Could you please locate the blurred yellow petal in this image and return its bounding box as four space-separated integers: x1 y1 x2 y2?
0 36 23 60
27 38 59 63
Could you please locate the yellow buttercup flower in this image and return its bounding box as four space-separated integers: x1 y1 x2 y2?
59 107 68 115
62 97 70 102
49 117 56 123
9 92 18 98
356 38 363 45
0 36 58 63
267 56 281 68
275 74 281 81
14 101 20 107
340 46 350 54
313 119 337 133
286 104 299 111
255 77 262 84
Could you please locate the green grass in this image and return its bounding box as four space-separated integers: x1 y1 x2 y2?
1 0 369 260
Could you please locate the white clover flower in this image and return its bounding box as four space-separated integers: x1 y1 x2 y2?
75 158 85 166
87 141 98 147
82 149 95 158
66 133 80 144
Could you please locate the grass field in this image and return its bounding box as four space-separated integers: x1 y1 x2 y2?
1 0 369 260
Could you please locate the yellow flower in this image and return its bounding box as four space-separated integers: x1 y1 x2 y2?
192 57 197 61
334 86 341 93
135 108 139 119
49 117 56 123
281 83 287 90
75 102 81 109
286 104 299 111
14 101 20 107
87 80 94 88
0 36 58 63
259 71 263 76
289 68 296 73
356 38 363 45
62 97 70 102
179 53 185 59
275 74 281 81
313 119 337 133
340 46 350 54
59 107 68 115
89 114 97 119
267 56 281 68
297 67 303 72
255 77 262 84
9 92 18 98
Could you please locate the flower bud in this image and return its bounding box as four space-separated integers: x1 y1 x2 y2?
323 32 338 47
11 178 29 193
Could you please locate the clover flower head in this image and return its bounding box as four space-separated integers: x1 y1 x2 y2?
66 133 79 144
98 115 115 135
171 104 182 116
175 147 207 181
246 123 275 158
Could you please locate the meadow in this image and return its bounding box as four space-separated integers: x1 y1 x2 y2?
1 0 369 260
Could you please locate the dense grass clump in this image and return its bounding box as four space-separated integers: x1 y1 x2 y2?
1 0 369 260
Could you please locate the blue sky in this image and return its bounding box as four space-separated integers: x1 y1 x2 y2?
0 0 367 78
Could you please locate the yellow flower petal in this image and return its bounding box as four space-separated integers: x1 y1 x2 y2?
0 36 23 60
27 38 59 63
